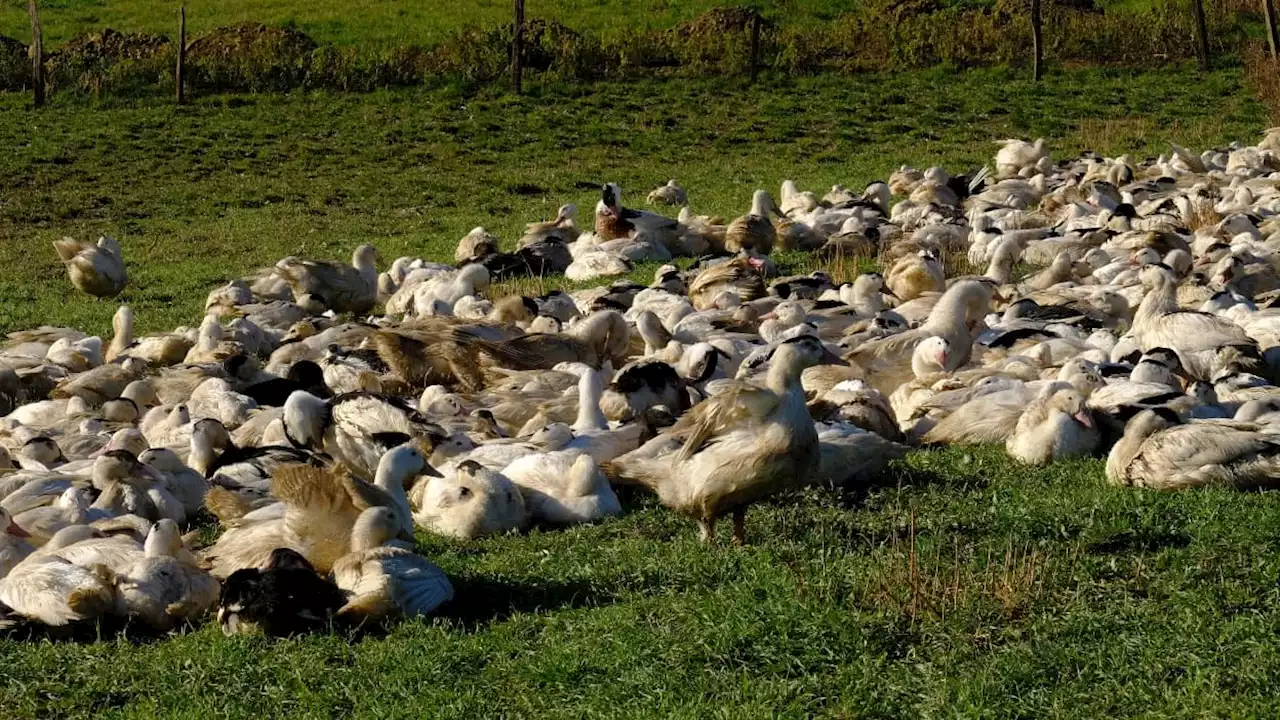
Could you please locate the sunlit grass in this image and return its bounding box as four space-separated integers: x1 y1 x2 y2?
0 64 1265 336
1 64 1277 717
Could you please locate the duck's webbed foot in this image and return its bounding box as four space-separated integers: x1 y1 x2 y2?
731 507 746 546
697 517 716 544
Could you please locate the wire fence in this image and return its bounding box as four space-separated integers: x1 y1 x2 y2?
7 0 1280 107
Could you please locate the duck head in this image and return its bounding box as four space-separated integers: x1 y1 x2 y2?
1049 388 1093 428
94 448 165 488
599 183 623 218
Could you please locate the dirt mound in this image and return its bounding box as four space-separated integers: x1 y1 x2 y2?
187 23 318 61
0 34 24 57
0 34 27 91
519 19 587 71
675 6 768 38
186 24 319 91
1054 0 1103 13
48 28 171 63
992 0 1101 14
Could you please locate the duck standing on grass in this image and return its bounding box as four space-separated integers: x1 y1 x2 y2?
604 335 841 544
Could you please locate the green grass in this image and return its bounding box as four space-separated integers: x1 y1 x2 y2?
1 64 1277 717
0 64 1266 336
1 0 1147 47
9 448 1280 717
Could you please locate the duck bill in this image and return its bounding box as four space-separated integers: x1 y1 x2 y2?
1074 410 1093 428
6 519 30 538
421 463 444 478
820 347 847 366
880 286 899 300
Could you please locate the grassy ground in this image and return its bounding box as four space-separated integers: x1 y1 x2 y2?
0 65 1265 336
1 65 1277 717
8 448 1280 717
1 0 1147 47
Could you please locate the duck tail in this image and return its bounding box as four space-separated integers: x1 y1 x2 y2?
600 459 652 488
67 568 116 620
53 238 83 263
205 486 253 524
336 595 391 624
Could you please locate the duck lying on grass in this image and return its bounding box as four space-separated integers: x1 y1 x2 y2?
6 131 1280 639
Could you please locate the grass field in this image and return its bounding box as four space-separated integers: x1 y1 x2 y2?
0 0 1148 47
0 65 1265 336
2 63 1279 717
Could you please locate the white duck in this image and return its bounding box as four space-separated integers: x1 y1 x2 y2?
0 552 116 627
501 451 621 525
283 390 446 480
1107 410 1280 490
274 244 380 315
53 235 127 299
111 519 220 631
331 506 454 624
412 460 529 539
1005 385 1099 465
604 335 838 544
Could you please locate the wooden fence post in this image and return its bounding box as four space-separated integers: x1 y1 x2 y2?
749 12 760 83
512 0 524 94
1264 0 1280 59
28 0 43 107
1031 0 1043 81
1191 0 1210 70
175 5 186 104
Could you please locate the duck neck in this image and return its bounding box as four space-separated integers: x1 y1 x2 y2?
766 354 803 395
1135 278 1177 331
110 311 134 359
751 193 769 217
574 371 608 432
986 254 1012 284
188 433 219 476
373 456 415 535
925 288 977 340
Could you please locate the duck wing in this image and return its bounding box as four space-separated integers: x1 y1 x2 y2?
329 392 446 440
470 334 590 370
52 238 93 263
1137 422 1280 475
671 381 779 461
275 259 354 297
271 464 390 571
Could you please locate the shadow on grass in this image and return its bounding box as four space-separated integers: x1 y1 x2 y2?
1088 528 1193 555
831 459 993 510
0 605 201 645
438 573 622 631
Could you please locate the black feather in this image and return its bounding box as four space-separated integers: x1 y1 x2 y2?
371 432 412 450
612 361 681 394
983 326 1052 348
218 549 347 638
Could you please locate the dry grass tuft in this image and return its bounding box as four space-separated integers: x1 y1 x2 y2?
1245 44 1280 125
852 510 1060 625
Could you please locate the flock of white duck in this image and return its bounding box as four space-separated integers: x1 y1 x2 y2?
5 129 1280 637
